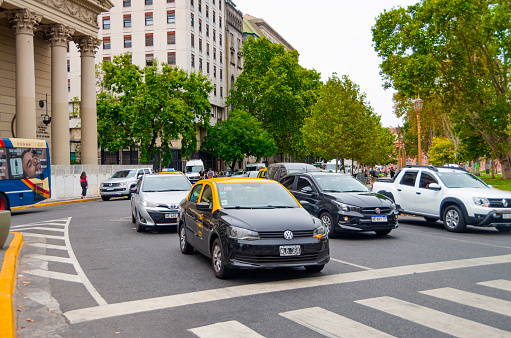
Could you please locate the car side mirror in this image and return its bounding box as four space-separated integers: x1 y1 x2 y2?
197 202 211 211
130 186 137 193
429 183 441 190
301 186 313 194
299 200 310 208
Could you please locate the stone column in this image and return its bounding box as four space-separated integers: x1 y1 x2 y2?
7 9 42 139
46 24 74 165
75 36 100 165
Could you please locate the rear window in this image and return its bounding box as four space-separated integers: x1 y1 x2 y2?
112 170 136 178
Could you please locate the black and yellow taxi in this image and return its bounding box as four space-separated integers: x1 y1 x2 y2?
178 177 329 278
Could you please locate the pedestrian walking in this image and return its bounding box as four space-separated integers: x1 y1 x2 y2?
390 167 395 179
80 171 88 199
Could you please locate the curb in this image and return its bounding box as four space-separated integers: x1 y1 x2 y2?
0 232 23 338
11 197 102 211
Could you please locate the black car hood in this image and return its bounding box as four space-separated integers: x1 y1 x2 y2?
218 208 319 231
326 192 392 207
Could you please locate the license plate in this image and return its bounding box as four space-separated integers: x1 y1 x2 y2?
165 213 178 219
280 245 301 256
371 216 388 222
503 213 511 219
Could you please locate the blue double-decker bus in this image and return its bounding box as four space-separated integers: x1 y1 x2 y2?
0 138 51 210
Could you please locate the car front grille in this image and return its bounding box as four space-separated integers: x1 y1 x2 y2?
258 230 314 239
361 207 392 214
231 252 328 265
103 183 122 187
147 211 178 224
488 199 511 208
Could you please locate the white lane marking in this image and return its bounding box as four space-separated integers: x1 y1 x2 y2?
189 320 265 338
64 217 108 306
11 224 65 229
420 287 511 317
64 253 511 324
25 269 81 283
28 243 67 251
330 258 372 270
478 279 511 292
14 227 65 233
27 254 73 264
397 229 511 250
22 233 64 240
356 296 510 337
280 307 394 337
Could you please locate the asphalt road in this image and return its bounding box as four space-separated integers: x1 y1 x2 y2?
11 198 511 337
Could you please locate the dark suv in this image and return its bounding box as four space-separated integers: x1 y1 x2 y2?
281 172 399 236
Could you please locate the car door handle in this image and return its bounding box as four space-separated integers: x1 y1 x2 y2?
416 192 421 195
397 189 402 191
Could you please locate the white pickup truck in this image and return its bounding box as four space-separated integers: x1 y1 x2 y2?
372 165 511 232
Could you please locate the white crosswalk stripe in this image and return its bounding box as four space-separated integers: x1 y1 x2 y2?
14 227 64 233
28 243 67 250
189 321 264 338
26 254 73 264
279 307 394 337
25 269 81 283
420 287 511 317
22 233 65 240
478 279 511 292
355 296 510 337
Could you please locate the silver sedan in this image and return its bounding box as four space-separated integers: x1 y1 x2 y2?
131 172 192 232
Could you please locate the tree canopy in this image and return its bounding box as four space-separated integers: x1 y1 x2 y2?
97 53 213 167
428 137 455 166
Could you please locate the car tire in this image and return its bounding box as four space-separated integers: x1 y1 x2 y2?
320 212 336 238
424 217 439 223
375 229 391 236
211 238 232 279
0 193 10 211
131 211 136 224
101 196 110 201
179 224 194 254
135 213 146 232
496 226 511 233
305 264 325 273
443 205 467 232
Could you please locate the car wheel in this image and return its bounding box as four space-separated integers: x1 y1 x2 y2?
496 226 511 233
305 264 325 273
375 229 391 236
135 213 146 233
320 212 336 238
131 211 136 224
443 205 467 232
179 224 194 254
424 217 439 223
0 193 10 211
101 196 110 201
211 239 232 279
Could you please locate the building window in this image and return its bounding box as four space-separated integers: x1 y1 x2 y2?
219 16 222 28
198 0 202 11
103 36 111 49
191 33 195 47
124 35 132 48
145 0 152 4
145 33 153 46
102 17 110 29
146 54 154 66
68 79 70 92
206 24 209 37
190 0 194 6
191 13 194 27
199 58 202 71
220 51 222 64
123 0 131 7
206 5 209 18
167 31 176 44
220 86 223 98
167 0 174 3
213 11 215 23
207 62 209 73
167 11 175 24
214 84 216 96
207 43 210 56
219 34 222 46
103 57 111 63
213 47 216 60
199 38 202 52
191 54 195 68
237 38 241 49
123 15 131 28
199 19 202 32
67 59 70 72
145 13 153 26
168 52 176 65
214 65 216 78
213 29 216 41
219 0 221 10
220 69 222 80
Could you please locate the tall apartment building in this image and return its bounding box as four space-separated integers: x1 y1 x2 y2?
67 0 244 168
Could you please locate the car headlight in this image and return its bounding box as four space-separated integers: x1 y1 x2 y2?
390 203 396 210
333 200 361 212
141 200 157 207
226 226 260 240
473 197 490 207
313 223 327 239
119 182 126 187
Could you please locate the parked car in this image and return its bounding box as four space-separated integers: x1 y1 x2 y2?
266 163 321 182
178 177 329 278
245 162 266 172
280 172 398 236
373 165 511 232
131 172 192 232
100 168 153 201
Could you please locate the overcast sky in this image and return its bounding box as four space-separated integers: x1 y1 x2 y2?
232 0 419 127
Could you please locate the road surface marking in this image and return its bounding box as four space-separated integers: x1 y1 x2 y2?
11 224 65 230
478 279 511 292
330 258 372 270
63 253 511 324
21 233 64 240
356 296 510 337
189 321 265 338
397 229 511 250
280 307 394 337
420 287 511 317
25 269 81 283
26 254 73 264
14 227 64 233
28 243 67 251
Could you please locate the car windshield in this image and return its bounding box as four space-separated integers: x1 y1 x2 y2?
218 182 299 209
186 166 203 173
142 175 192 192
111 170 136 178
313 174 369 192
436 171 488 188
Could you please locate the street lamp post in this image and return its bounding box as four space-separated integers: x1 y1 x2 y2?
413 97 424 165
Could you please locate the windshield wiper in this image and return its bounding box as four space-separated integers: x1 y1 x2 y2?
223 206 254 209
267 205 295 208
323 189 342 192
343 190 366 193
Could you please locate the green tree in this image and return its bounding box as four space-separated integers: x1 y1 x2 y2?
373 0 511 178
97 53 213 166
201 109 278 171
227 37 322 155
429 137 455 165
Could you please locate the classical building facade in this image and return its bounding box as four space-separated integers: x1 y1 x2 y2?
0 0 113 164
242 14 294 51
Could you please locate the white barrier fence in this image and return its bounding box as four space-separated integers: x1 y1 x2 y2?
50 165 154 200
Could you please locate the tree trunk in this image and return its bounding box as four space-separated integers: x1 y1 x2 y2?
498 153 511 180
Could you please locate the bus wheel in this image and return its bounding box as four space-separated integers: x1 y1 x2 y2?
0 194 10 211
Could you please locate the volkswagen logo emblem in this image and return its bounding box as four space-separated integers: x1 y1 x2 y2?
284 230 293 240
375 208 381 214
503 199 508 208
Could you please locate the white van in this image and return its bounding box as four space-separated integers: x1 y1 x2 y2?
185 159 204 183
245 162 266 172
